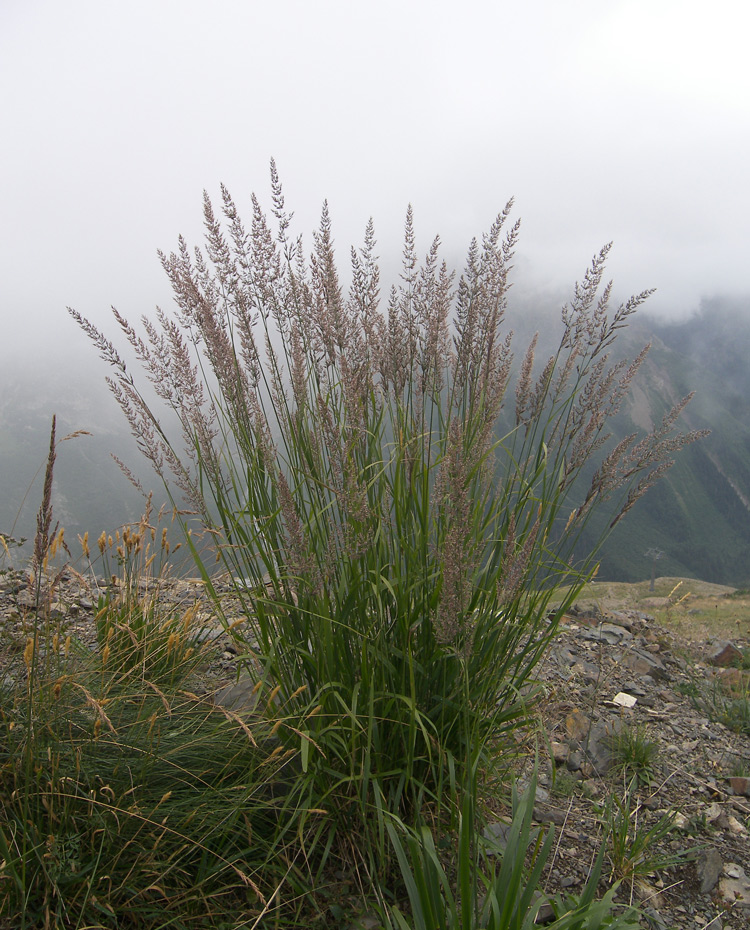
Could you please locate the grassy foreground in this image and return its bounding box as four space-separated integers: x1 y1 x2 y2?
1 532 646 930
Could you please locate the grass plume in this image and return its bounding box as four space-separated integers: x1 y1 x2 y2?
58 165 707 923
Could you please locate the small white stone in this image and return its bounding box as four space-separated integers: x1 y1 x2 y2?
611 691 637 708
670 811 689 830
705 802 723 823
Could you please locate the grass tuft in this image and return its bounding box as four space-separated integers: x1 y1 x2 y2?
606 725 660 787
3 173 705 925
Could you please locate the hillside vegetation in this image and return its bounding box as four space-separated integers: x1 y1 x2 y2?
564 574 750 642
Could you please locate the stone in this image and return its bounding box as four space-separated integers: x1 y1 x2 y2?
195 627 225 644
705 803 730 829
581 778 600 797
532 893 555 923
718 862 750 910
15 590 36 609
585 719 621 776
571 659 601 684
212 674 260 713
551 645 579 667
550 740 568 764
621 648 667 678
483 820 512 851
729 776 750 797
708 640 743 667
580 622 633 645
565 709 590 742
696 847 723 894
610 611 635 630
622 680 647 696
640 906 670 930
566 750 584 772
611 691 637 708
671 811 689 830
533 805 568 826
565 604 605 626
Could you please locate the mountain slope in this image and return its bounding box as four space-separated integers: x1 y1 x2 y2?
585 298 750 585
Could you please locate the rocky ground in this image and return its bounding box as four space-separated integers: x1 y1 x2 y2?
522 603 750 930
1 571 749 929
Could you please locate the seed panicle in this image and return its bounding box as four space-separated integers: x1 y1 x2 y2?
70 165 706 651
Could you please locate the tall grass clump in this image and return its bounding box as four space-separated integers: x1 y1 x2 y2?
388 770 641 929
0 425 306 928
70 163 705 868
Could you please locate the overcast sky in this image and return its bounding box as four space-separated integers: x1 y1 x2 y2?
2 0 749 370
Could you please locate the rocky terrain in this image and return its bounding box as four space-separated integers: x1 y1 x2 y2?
523 604 750 929
2 571 749 929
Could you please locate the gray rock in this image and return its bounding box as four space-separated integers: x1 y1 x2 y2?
212 674 260 713
621 648 669 681
551 645 579 667
533 805 568 826
550 740 568 764
533 894 555 924
566 750 584 772
718 862 750 910
585 719 621 776
640 906 670 930
621 680 647 696
729 776 750 797
696 847 723 894
194 627 225 644
483 820 512 851
579 623 633 646
571 659 601 684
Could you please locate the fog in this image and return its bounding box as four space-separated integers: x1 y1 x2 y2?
3 0 749 351
1 0 749 553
